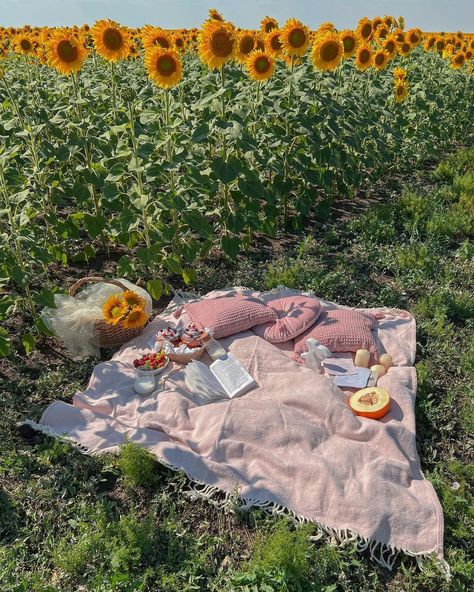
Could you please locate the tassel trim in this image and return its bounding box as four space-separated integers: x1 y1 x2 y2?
20 419 450 581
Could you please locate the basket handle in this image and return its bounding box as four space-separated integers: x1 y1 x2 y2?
69 276 130 297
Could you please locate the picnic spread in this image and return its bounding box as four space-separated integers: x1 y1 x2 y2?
26 284 450 577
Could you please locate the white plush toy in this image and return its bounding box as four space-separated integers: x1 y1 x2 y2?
301 338 332 371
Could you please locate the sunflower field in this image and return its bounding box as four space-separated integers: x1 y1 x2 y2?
0 10 473 353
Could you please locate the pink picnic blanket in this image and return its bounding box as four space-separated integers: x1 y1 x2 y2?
29 288 446 573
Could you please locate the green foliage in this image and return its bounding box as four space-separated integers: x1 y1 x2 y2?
117 440 159 488
433 146 474 181
1 48 473 354
231 522 318 592
1 145 474 591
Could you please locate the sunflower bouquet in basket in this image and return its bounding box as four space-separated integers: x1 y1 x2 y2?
102 290 149 329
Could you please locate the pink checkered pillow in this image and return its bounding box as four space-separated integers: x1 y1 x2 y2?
293 308 378 359
252 296 322 343
184 295 278 339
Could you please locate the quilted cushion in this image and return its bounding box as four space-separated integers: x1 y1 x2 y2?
184 294 278 339
252 296 322 343
293 308 378 359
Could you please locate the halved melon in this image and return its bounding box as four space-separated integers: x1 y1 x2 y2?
349 387 390 420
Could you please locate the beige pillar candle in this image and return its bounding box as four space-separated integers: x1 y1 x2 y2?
354 349 370 368
379 354 393 371
370 364 386 377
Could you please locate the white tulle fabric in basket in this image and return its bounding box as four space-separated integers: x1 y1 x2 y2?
41 279 152 360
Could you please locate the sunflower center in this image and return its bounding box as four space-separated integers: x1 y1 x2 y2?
211 29 233 57
359 48 370 63
20 39 31 51
378 27 388 39
255 55 270 73
410 33 419 44
57 40 78 63
270 34 282 51
288 28 306 48
175 38 184 48
375 53 385 66
396 84 405 96
128 309 141 321
436 40 445 50
156 54 177 75
154 35 170 49
342 37 355 52
402 43 410 53
454 54 464 64
239 36 254 55
361 23 372 39
265 22 276 33
103 28 123 51
320 41 340 62
385 40 395 53
111 305 123 318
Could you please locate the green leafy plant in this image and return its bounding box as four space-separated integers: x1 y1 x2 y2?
117 440 159 488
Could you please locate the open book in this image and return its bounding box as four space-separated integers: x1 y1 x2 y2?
183 354 257 400
322 354 372 389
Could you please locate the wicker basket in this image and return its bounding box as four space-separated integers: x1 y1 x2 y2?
155 339 206 364
69 276 147 348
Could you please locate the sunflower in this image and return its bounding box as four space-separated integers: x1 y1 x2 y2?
357 18 372 43
122 290 146 309
355 45 373 71
14 34 35 55
142 27 171 51
394 80 408 103
383 15 394 29
451 51 466 69
393 67 407 81
407 28 421 46
398 40 413 57
208 8 224 21
144 46 182 88
423 35 437 51
47 30 88 74
339 30 358 58
280 18 310 57
254 35 265 51
235 31 255 62
91 20 131 61
383 34 398 57
435 36 446 53
261 16 278 34
122 306 148 330
375 25 389 42
311 33 343 71
198 19 235 69
103 294 127 325
316 22 336 35
372 17 383 31
265 29 283 58
395 30 405 44
246 50 275 81
373 49 390 70
173 32 187 53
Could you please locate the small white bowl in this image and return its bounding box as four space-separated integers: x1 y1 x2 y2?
135 357 169 376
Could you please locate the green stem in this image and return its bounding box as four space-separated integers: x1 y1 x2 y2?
128 101 151 248
111 61 117 119
164 89 175 194
0 163 35 319
73 73 108 252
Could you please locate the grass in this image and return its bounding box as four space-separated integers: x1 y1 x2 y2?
1 145 473 591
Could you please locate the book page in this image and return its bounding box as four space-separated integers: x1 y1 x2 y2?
183 360 226 400
333 367 371 389
210 353 256 398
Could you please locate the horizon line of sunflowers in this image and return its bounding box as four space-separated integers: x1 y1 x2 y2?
1 9 473 106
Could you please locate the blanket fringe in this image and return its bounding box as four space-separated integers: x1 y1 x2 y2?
19 419 451 581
